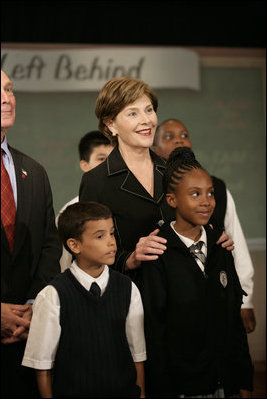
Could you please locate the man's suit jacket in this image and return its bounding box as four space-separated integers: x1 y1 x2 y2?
1 146 61 304
79 145 174 277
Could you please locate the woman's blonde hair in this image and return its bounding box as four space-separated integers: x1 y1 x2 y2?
95 77 158 144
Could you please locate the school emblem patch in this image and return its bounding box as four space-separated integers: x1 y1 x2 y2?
220 271 228 288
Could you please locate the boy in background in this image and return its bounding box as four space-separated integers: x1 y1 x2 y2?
56 130 114 271
152 118 256 334
22 201 146 398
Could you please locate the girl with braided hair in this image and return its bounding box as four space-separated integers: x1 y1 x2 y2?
140 147 253 398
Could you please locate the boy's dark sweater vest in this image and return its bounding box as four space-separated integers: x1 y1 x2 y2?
50 268 140 398
210 176 227 231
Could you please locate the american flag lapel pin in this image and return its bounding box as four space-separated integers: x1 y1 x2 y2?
21 169 27 179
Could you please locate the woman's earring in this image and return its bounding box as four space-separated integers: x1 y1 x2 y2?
112 132 117 137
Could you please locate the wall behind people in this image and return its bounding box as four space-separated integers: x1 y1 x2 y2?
8 90 100 213
6 50 265 245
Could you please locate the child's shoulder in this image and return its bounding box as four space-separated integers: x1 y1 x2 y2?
49 268 73 287
204 224 223 245
158 221 174 240
108 269 133 302
109 267 133 285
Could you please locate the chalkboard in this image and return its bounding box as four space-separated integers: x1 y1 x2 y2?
7 66 265 240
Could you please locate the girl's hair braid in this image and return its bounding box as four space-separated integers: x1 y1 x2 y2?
163 147 204 193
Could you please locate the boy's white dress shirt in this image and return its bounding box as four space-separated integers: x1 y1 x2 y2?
22 262 146 370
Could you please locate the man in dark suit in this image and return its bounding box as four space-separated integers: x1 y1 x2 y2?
1 69 61 397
